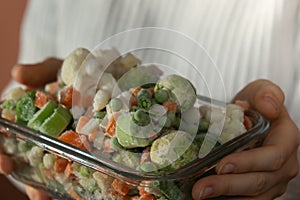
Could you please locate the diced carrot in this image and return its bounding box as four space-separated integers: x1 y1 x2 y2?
64 162 73 178
234 100 250 111
72 89 93 108
130 87 142 97
42 168 55 181
120 196 132 200
147 87 154 96
110 191 131 200
58 130 86 150
76 116 90 133
45 82 61 96
139 194 156 200
88 129 99 142
79 135 92 152
106 117 116 137
131 98 138 107
35 91 50 109
112 179 132 196
54 157 69 173
244 115 253 130
76 116 99 142
59 86 73 108
140 147 150 164
68 188 85 200
163 101 177 113
138 186 151 196
103 138 114 153
1 109 16 121
130 196 140 200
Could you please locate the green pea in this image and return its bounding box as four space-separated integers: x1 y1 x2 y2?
17 140 33 152
109 98 123 112
198 119 210 133
154 89 169 103
140 161 157 172
110 137 123 150
158 117 171 128
133 109 151 126
80 165 90 177
93 111 106 119
131 106 139 112
167 112 176 123
172 116 181 129
137 89 152 99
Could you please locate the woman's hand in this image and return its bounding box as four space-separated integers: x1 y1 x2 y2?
192 79 300 200
0 58 62 200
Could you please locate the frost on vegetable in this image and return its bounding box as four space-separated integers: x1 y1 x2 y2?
115 113 154 148
116 66 160 92
0 46 254 200
150 130 198 170
61 48 90 86
154 74 196 112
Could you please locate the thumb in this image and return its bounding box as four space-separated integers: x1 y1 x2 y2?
233 79 285 120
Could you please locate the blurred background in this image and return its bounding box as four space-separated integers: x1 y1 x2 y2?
0 0 27 93
0 1 28 199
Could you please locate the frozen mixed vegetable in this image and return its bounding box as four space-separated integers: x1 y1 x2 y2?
0 47 253 200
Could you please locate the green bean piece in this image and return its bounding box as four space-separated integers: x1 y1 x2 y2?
137 96 152 109
109 98 123 112
154 88 169 103
133 109 151 126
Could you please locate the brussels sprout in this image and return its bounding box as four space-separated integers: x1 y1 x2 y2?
117 66 160 91
109 98 123 112
154 75 196 112
150 130 198 169
116 113 154 148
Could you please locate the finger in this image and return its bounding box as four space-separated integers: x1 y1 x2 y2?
24 185 52 200
217 107 299 175
216 145 287 174
232 79 285 119
192 172 276 199
217 181 288 200
11 57 63 88
0 154 14 174
193 151 298 200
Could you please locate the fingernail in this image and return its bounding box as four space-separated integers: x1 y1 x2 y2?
198 187 213 199
219 163 235 174
263 94 279 110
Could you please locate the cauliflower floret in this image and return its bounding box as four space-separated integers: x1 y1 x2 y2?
3 87 26 100
61 47 90 86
